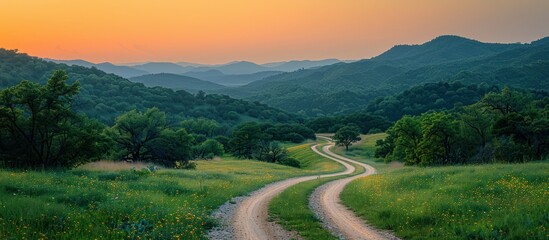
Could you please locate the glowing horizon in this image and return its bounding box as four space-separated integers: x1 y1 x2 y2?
1 0 548 64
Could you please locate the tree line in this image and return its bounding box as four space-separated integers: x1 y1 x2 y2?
375 87 549 165
0 71 315 169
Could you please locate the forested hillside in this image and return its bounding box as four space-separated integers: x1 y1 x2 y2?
0 49 299 125
218 36 549 116
129 73 225 92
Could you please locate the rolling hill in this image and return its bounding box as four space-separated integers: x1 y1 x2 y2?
131 62 194 74
129 73 225 92
183 70 283 87
0 48 300 126
262 59 342 71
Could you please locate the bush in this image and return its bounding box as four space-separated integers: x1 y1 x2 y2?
285 133 305 143
175 161 197 169
278 157 301 168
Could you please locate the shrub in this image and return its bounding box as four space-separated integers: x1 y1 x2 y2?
278 157 301 168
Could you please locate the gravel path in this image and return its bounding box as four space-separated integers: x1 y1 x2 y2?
207 143 353 240
309 143 400 240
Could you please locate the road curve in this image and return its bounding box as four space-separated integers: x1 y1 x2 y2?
231 143 354 240
310 139 399 240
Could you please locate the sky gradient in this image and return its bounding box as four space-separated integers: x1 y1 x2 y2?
1 0 548 64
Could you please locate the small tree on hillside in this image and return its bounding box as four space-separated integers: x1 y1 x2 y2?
333 125 361 151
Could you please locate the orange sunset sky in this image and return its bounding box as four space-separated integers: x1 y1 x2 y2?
1 0 548 64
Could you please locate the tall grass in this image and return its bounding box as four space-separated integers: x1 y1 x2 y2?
0 152 336 239
341 162 549 239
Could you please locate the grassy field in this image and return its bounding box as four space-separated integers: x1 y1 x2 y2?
269 177 341 240
341 162 549 239
0 142 341 239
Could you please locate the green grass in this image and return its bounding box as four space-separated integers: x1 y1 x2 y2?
341 162 549 239
287 142 345 173
330 133 394 171
0 146 342 240
269 144 365 239
269 177 340 240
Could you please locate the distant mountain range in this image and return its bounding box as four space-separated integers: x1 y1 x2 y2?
44 58 345 83
39 35 549 117
216 35 549 116
45 59 149 78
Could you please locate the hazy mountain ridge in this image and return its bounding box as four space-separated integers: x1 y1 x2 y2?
129 73 226 92
183 70 283 87
217 35 549 116
46 59 149 78
45 58 344 87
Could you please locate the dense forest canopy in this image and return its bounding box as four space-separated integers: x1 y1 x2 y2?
376 87 549 165
0 70 317 169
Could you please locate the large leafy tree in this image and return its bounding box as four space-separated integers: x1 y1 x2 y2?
333 125 361 151
418 112 460 165
0 70 107 169
193 139 224 159
110 108 167 162
110 107 194 166
228 122 267 159
389 116 423 165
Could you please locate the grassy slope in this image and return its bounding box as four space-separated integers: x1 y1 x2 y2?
0 144 342 239
341 162 549 239
286 141 345 174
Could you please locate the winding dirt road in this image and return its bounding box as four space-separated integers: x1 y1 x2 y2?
231 143 354 240
227 138 398 239
310 142 399 240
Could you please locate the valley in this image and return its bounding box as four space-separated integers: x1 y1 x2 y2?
1 2 548 238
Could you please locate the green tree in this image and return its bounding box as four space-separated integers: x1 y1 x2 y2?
390 116 423 165
147 128 193 166
193 139 224 159
254 141 288 163
0 70 107 169
481 86 533 116
418 112 460 165
459 103 493 148
333 125 361 151
229 122 267 158
180 118 222 137
110 108 167 162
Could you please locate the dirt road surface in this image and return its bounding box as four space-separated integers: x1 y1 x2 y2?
310 143 399 240
230 143 354 240
209 139 397 239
